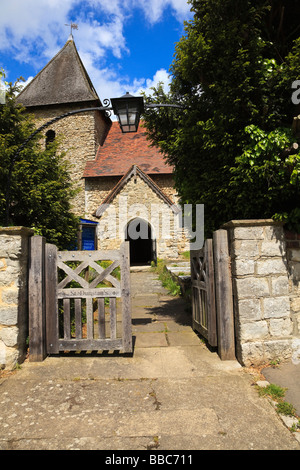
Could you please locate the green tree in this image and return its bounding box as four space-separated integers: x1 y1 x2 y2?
143 0 300 236
0 78 79 249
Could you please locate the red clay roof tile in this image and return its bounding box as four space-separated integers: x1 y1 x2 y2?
83 121 173 177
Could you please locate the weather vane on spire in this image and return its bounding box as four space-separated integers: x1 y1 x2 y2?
65 22 78 38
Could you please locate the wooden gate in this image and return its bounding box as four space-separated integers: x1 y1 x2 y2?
29 237 132 361
190 230 235 360
190 239 217 348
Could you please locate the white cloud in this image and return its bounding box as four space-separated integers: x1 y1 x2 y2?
84 0 192 23
78 51 125 99
0 1 73 54
85 59 171 103
0 0 191 103
131 0 192 23
134 69 171 97
0 1 75 72
76 16 127 61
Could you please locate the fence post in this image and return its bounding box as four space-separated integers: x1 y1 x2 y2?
45 243 59 355
213 229 235 360
28 236 47 361
205 239 218 347
120 241 132 353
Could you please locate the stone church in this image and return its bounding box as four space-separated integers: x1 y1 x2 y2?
16 37 188 264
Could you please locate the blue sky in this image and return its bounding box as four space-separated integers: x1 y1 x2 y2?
0 0 193 101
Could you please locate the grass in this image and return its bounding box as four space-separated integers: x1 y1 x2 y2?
152 258 181 296
257 383 286 401
257 382 299 422
181 251 190 260
276 401 297 417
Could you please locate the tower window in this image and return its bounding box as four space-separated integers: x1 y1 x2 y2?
46 129 56 148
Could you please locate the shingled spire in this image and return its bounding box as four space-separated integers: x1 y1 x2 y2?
16 38 101 107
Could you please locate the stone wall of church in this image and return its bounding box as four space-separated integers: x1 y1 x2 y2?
91 173 189 260
85 174 177 222
85 176 122 221
29 104 109 216
151 175 178 201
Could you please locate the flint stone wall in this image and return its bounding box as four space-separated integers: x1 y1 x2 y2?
0 227 33 369
223 220 300 367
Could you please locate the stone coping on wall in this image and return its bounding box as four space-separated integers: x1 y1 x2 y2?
0 226 35 236
222 219 283 229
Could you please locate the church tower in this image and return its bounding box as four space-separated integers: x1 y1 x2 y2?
16 36 112 216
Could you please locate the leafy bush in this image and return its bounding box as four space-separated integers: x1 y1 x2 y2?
0 78 79 249
143 1 300 236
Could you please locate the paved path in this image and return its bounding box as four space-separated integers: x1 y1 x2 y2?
0 269 299 450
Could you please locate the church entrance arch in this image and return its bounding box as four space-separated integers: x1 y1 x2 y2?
125 218 156 266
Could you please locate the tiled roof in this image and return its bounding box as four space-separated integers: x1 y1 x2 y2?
83 121 173 177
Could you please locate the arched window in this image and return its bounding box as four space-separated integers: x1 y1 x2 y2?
45 129 56 148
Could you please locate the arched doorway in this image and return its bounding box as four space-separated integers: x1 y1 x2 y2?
125 218 156 266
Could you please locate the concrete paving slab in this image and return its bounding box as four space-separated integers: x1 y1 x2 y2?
132 319 165 333
134 332 169 348
163 321 192 332
166 331 203 346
